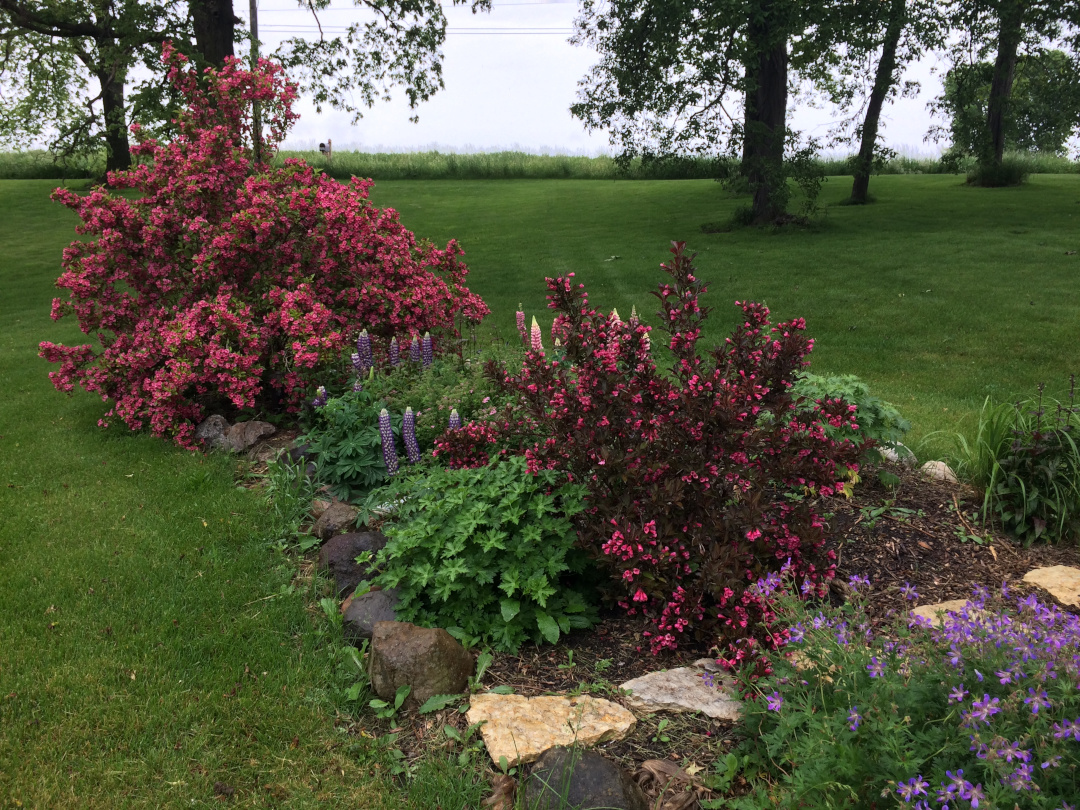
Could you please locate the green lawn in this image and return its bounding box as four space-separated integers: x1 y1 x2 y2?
366 174 1080 452
2 173 1078 806
0 180 494 808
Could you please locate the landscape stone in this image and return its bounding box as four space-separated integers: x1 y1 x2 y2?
911 599 981 628
312 501 358 540
466 694 637 766
310 498 332 522
224 420 276 452
342 589 399 643
317 531 387 597
369 622 473 710
881 443 916 466
619 664 741 720
193 414 230 451
524 747 648 810
1023 566 1080 606
920 460 957 483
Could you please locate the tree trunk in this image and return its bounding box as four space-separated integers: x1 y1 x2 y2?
744 6 788 226
189 0 236 67
96 65 131 175
985 0 1026 166
850 0 907 204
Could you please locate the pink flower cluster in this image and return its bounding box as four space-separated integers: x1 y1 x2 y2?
454 241 863 653
40 44 488 446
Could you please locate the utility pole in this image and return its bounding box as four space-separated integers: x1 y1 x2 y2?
249 0 263 165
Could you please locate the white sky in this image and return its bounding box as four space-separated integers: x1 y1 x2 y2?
243 0 948 156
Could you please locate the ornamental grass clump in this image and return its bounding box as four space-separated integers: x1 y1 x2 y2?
447 241 863 654
39 45 486 446
731 578 1080 809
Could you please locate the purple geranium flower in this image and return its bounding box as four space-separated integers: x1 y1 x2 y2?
897 775 929 801
847 706 860 731
867 657 886 678
900 582 919 601
765 691 783 712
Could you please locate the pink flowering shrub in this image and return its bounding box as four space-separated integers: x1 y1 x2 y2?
457 242 863 654
40 44 488 447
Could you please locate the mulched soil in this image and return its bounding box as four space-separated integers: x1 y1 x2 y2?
257 441 1080 807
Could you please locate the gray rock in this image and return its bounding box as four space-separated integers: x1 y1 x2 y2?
369 621 473 710
524 748 648 810
881 443 916 466
317 531 387 597
619 664 741 720
920 460 958 483
225 420 277 452
194 415 231 451
312 501 358 540
343 589 399 643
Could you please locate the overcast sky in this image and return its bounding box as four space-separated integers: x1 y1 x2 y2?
244 0 948 155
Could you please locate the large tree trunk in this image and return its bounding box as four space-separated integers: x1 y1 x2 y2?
189 0 236 66
985 0 1026 166
850 0 907 204
96 65 131 175
744 6 788 226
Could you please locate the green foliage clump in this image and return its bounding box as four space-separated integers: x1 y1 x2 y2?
301 387 395 502
791 372 911 456
364 351 516 450
369 455 597 652
966 156 1031 188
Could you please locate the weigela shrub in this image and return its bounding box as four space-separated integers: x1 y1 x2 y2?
462 241 862 654
731 577 1080 809
791 371 911 460
367 455 598 653
39 44 488 447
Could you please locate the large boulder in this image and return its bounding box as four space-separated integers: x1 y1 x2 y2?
224 420 276 452
194 415 231 451
466 694 637 766
524 748 648 810
369 622 473 710
317 531 387 597
342 589 399 643
312 501 358 540
920 460 957 483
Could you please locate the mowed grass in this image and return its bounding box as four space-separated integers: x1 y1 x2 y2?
365 174 1080 453
0 181 491 808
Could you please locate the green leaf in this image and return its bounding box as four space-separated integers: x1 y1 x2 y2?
488 685 515 695
500 599 521 622
535 611 560 644
418 693 463 714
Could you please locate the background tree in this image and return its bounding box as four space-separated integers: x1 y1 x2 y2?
0 0 492 174
809 0 946 203
939 0 1080 181
940 49 1080 156
571 0 863 226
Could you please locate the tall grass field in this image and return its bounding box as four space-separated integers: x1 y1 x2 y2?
3 147 1079 181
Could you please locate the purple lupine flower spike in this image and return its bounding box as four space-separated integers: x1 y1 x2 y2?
353 380 364 393
449 409 462 430
351 352 362 373
403 407 421 464
356 329 373 370
409 334 422 363
378 408 398 476
422 332 433 367
312 385 328 408
389 337 400 367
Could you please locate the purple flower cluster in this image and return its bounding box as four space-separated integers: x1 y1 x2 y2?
312 385 328 408
448 409 462 431
402 407 421 465
422 332 433 368
355 329 373 371
389 337 400 367
762 578 1080 807
378 408 398 476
